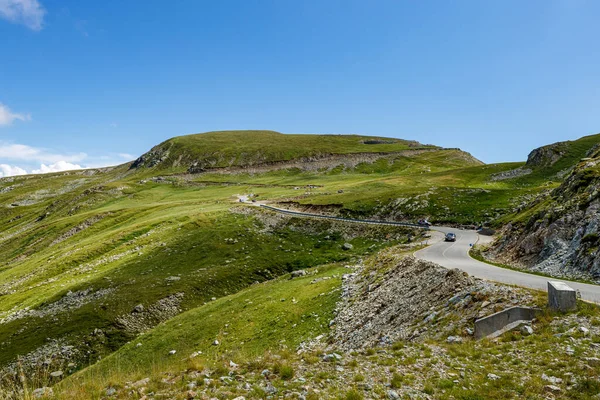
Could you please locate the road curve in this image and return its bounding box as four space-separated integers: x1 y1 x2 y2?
415 227 600 304
255 203 600 303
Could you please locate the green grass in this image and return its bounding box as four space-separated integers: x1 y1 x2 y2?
58 264 345 396
1 130 599 397
132 130 440 172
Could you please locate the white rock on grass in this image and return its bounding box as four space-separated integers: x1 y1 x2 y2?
446 336 463 344
487 373 501 381
542 374 563 384
544 385 562 394
521 325 534 336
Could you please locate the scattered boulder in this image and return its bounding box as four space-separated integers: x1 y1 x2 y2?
291 270 307 278
544 385 562 394
32 387 53 398
342 243 353 250
520 325 534 336
50 370 63 378
487 373 501 381
542 374 563 384
133 304 144 313
446 336 463 344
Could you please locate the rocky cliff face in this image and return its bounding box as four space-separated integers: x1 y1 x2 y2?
525 142 568 168
487 146 600 281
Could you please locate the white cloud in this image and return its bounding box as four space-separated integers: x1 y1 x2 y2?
0 103 30 126
0 163 27 177
0 0 45 31
0 143 86 163
31 161 82 174
0 141 131 177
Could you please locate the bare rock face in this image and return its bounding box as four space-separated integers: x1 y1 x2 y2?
526 142 568 168
488 156 600 280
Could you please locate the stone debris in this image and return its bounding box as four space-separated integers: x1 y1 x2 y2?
332 253 535 350
116 292 184 334
32 387 54 398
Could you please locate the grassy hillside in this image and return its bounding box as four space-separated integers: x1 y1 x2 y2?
130 130 444 172
0 162 416 378
1 131 600 396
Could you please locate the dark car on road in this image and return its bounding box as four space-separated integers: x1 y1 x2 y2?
417 219 431 227
445 232 456 242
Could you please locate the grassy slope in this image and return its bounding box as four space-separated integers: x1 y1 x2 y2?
0 182 384 368
59 264 345 396
132 130 441 171
1 131 600 394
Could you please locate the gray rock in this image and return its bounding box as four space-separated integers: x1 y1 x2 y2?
521 325 534 336
446 336 463 344
265 382 278 394
50 370 63 378
542 374 562 384
133 304 144 313
32 387 54 398
342 243 354 250
544 385 562 394
487 373 501 381
105 387 117 396
291 270 307 278
387 390 401 399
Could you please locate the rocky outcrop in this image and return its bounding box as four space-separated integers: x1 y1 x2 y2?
526 142 568 168
487 154 600 280
115 293 185 334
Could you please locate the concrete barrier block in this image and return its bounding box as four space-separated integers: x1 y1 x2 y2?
548 281 577 312
474 306 541 339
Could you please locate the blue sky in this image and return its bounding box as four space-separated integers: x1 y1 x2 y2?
1 0 600 175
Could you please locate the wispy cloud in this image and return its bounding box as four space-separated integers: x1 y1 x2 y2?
0 164 27 177
0 103 31 126
0 0 46 31
0 143 86 163
0 142 135 178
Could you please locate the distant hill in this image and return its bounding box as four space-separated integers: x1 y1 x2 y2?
129 130 451 172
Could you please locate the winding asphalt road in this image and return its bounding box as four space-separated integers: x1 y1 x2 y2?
254 202 600 303
415 226 600 304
